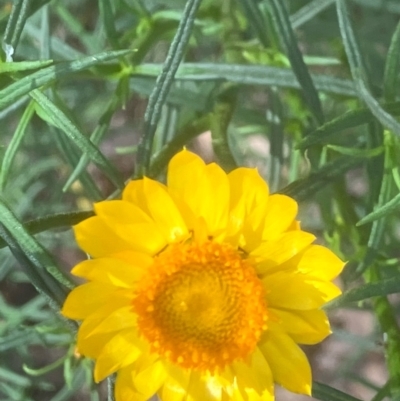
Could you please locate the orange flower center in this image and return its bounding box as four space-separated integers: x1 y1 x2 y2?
133 240 268 371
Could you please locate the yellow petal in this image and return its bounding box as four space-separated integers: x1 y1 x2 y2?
264 271 341 310
160 363 191 401
270 308 331 344
62 282 118 319
254 231 316 273
133 357 167 399
142 177 188 242
297 245 345 280
84 306 137 338
232 347 273 396
94 200 166 254
227 168 269 251
115 366 147 401
77 300 133 358
78 332 115 359
94 328 144 382
263 194 298 240
73 217 131 258
71 255 151 288
185 372 222 401
160 384 185 401
167 150 229 236
122 180 148 212
202 162 230 235
259 322 311 395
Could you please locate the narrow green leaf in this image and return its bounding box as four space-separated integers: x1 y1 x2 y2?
51 127 103 201
133 63 357 96
350 0 400 13
267 88 284 191
30 90 124 190
63 81 125 192
279 155 365 202
0 366 32 388
312 381 363 401
0 101 35 190
290 0 335 29
54 3 100 53
149 113 211 178
0 211 94 250
267 0 324 123
336 0 368 83
298 101 400 149
49 365 87 401
210 84 238 172
23 354 67 376
3 0 31 53
352 130 390 278
136 0 203 175
383 20 400 102
370 267 400 399
98 0 120 48
0 197 75 295
357 189 400 226
0 329 40 352
325 275 400 309
238 0 270 47
0 223 67 309
327 144 384 157
0 59 53 73
356 77 400 137
0 49 131 111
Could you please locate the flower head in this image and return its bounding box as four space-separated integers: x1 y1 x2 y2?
62 149 344 401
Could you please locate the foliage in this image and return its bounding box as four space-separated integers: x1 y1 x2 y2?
1 0 400 400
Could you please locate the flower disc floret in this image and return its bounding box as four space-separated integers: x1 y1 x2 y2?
133 240 268 371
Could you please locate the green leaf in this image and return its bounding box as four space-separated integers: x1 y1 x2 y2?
326 144 384 157
49 365 87 401
357 189 400 226
0 101 35 190
23 354 67 376
352 130 391 278
336 0 368 83
279 155 365 201
325 275 400 309
30 90 124 190
297 101 400 149
149 113 211 178
383 20 400 102
0 197 75 304
312 381 363 401
0 49 131 111
133 63 357 96
290 0 335 29
238 0 269 47
0 211 94 250
210 84 238 172
0 59 53 73
136 0 204 175
63 80 126 193
0 329 40 352
356 76 400 137
267 0 324 123
98 0 120 48
3 0 33 52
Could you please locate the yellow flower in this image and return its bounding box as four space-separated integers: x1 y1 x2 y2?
62 149 344 401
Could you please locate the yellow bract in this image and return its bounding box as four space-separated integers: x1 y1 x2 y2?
62 149 345 401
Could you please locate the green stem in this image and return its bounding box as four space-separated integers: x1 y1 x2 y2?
370 267 400 398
